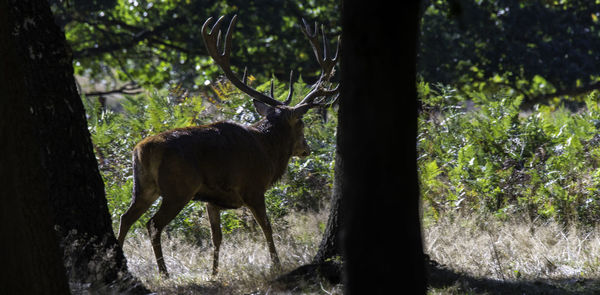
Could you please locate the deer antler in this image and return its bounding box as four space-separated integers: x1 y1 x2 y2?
202 15 284 106
269 70 295 106
300 19 339 84
202 15 339 111
296 19 340 108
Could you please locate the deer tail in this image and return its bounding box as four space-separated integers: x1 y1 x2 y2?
132 148 142 200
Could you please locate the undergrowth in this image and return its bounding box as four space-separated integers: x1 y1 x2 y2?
418 82 600 227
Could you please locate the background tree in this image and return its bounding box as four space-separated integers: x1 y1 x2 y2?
1 0 148 293
419 0 600 104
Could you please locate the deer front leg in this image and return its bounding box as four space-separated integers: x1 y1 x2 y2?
248 199 280 271
206 203 222 276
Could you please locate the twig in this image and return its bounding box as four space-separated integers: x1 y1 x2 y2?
320 282 332 295
487 231 506 281
84 83 143 97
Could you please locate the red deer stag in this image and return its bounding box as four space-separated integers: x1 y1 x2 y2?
116 15 339 277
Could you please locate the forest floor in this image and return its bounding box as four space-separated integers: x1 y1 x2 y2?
424 214 600 294
122 209 342 294
122 209 600 294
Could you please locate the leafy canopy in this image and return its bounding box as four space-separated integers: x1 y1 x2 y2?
50 0 341 93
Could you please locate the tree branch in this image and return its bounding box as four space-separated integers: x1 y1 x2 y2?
72 16 189 58
84 83 143 97
148 37 203 55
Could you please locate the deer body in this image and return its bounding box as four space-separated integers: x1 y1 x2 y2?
116 15 338 277
134 119 300 210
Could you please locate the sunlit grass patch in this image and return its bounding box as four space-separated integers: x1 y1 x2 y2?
121 209 329 294
424 213 600 293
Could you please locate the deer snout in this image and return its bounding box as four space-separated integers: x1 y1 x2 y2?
300 147 311 157
301 138 311 157
295 139 311 157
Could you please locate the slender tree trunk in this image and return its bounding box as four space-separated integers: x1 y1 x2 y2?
313 125 344 266
340 1 426 294
0 0 148 293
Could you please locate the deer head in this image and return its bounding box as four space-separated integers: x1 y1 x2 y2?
201 15 339 154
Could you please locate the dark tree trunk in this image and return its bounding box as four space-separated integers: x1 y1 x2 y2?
340 1 426 294
0 0 148 293
0 2 71 292
274 2 426 293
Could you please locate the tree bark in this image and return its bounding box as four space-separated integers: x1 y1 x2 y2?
274 2 427 293
313 134 344 264
0 2 71 293
340 1 426 294
1 0 148 293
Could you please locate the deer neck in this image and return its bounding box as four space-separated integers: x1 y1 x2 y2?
252 119 294 183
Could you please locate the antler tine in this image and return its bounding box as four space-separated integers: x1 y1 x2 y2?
201 15 283 106
283 70 294 105
321 24 328 63
292 83 340 116
242 66 248 84
301 19 323 67
268 70 294 105
223 15 236 61
318 26 338 83
201 16 228 65
303 84 340 106
313 91 340 108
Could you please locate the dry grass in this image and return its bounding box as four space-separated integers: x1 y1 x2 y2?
121 207 600 294
121 209 340 294
424 214 600 294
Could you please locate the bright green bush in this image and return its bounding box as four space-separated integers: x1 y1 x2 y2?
418 82 600 226
84 78 337 241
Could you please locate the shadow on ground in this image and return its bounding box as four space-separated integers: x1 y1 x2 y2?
145 259 600 294
427 256 600 294
147 282 235 295
143 263 343 295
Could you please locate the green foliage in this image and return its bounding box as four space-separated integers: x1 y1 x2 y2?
419 82 600 226
85 78 336 241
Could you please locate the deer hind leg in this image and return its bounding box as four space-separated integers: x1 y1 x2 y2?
117 186 158 246
248 199 281 270
206 203 222 276
147 194 190 277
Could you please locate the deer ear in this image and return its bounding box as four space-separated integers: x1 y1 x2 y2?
292 104 311 117
253 99 275 117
